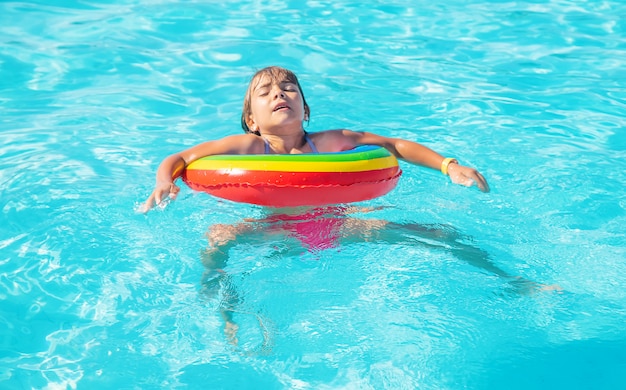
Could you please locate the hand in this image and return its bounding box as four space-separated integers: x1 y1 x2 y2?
447 163 490 192
142 181 180 212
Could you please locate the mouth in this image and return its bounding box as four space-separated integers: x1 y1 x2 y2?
273 103 290 112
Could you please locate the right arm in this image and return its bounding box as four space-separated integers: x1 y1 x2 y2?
142 134 263 212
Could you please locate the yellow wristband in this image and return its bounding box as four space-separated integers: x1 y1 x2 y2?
441 157 458 175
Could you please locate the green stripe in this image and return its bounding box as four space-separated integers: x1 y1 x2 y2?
198 145 391 163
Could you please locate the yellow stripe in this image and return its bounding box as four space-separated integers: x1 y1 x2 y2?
187 155 398 173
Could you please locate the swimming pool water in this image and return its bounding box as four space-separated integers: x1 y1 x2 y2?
1 0 626 388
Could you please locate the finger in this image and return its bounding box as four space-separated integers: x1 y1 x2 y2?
475 172 490 193
463 176 477 188
463 171 486 192
142 194 155 213
169 185 180 199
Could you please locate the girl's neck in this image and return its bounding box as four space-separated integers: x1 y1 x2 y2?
262 131 308 154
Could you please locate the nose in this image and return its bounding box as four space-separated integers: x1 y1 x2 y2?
272 86 286 99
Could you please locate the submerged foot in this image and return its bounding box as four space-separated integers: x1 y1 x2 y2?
224 321 239 346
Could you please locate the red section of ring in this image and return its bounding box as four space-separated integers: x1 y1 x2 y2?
184 171 402 207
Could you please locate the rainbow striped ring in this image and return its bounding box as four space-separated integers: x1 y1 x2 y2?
182 145 402 207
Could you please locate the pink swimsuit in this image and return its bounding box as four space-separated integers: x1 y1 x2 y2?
259 207 346 251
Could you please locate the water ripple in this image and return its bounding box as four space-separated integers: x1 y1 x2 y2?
2 0 626 388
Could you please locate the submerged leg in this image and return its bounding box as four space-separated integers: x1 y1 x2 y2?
200 247 240 344
340 219 560 293
199 223 251 345
199 222 290 348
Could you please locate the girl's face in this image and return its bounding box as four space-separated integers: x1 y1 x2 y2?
246 74 309 134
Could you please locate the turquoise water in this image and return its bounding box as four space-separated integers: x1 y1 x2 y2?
2 0 626 388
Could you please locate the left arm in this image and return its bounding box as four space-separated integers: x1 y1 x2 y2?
314 129 490 192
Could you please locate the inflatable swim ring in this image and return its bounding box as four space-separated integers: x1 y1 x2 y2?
182 145 402 207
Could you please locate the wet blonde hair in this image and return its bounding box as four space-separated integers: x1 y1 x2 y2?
241 66 310 134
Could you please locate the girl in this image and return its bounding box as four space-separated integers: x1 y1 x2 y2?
143 66 489 212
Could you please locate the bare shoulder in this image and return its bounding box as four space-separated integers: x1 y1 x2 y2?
309 129 361 152
219 133 265 153
309 129 398 152
310 129 357 140
183 133 264 161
